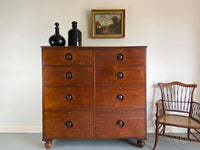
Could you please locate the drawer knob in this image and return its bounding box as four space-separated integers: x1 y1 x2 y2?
65 53 73 61
65 72 73 79
116 72 124 79
65 94 73 102
116 53 124 61
116 120 124 128
65 121 73 128
116 94 124 101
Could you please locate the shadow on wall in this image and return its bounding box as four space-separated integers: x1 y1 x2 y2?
149 84 161 131
198 51 200 102
87 9 92 39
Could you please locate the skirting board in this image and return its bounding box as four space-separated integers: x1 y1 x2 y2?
0 125 187 133
0 126 42 133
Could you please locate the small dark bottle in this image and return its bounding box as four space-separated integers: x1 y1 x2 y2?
68 21 82 46
49 22 66 46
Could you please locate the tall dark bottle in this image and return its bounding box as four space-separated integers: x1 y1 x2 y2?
49 22 66 46
68 21 82 46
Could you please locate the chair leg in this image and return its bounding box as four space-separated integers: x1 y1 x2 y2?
153 122 159 150
187 128 190 140
163 125 166 135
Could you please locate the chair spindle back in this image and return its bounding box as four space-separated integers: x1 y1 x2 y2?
158 81 197 113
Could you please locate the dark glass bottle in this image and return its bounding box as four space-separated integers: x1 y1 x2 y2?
49 22 66 46
68 21 82 46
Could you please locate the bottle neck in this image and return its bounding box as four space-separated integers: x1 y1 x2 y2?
55 30 60 35
55 27 60 35
73 26 77 29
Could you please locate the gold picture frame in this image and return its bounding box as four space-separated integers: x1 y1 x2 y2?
91 9 125 38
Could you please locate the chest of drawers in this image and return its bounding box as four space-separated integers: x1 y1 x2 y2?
42 46 147 149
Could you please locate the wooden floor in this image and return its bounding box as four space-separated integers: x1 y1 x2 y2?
0 133 199 150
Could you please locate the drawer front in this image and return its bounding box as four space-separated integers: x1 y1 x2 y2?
43 111 94 139
44 87 93 110
95 49 145 66
42 49 93 66
43 66 94 86
96 67 145 87
95 110 146 138
96 87 145 111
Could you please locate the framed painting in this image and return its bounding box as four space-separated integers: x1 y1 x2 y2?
91 9 125 38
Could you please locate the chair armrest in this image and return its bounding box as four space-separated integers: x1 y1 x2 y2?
191 101 200 122
156 99 164 118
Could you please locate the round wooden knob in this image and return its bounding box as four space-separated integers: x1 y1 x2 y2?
65 94 73 102
116 120 124 128
116 53 124 61
65 53 73 61
65 121 73 128
116 94 124 101
65 72 73 79
116 72 124 79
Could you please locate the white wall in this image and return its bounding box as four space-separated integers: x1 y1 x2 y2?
0 0 200 133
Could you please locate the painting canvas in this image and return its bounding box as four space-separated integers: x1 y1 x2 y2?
91 9 125 38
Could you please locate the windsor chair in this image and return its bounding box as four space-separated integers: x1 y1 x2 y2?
153 81 200 150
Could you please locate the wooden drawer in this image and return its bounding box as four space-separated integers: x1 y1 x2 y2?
95 110 146 138
95 48 146 66
44 87 93 110
96 87 145 111
96 67 145 87
43 110 94 139
42 49 93 66
43 66 94 86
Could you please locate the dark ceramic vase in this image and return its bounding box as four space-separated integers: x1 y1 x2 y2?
68 21 82 46
49 22 66 46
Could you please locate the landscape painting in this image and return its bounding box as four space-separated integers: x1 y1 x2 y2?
92 9 125 38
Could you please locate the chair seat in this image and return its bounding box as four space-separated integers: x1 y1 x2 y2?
159 114 200 129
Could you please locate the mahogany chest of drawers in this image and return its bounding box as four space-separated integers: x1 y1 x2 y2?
42 46 147 149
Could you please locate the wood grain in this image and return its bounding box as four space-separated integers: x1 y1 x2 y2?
95 110 146 139
95 48 145 66
96 66 145 87
42 49 93 66
96 87 145 111
43 87 94 110
43 110 94 139
43 66 94 86
42 46 147 148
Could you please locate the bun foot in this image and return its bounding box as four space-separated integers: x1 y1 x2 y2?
137 139 145 148
45 140 53 149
